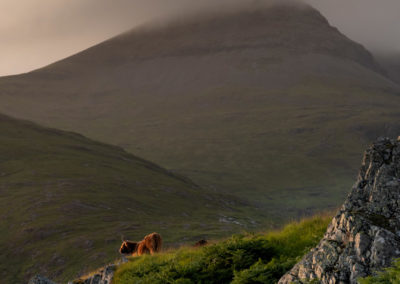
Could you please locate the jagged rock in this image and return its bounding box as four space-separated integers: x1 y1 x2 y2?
68 264 116 284
279 137 400 284
28 275 57 284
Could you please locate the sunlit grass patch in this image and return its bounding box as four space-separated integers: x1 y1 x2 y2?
114 215 332 284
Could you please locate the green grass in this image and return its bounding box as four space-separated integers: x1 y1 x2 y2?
113 215 331 284
359 259 400 284
0 114 258 283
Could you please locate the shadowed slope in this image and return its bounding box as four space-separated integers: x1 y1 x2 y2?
0 114 253 283
0 2 399 224
376 53 400 84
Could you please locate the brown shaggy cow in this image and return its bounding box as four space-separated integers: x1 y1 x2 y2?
119 232 162 256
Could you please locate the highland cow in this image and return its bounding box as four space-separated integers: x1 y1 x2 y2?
119 232 162 256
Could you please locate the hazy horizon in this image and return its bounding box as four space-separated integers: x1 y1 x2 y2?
1 0 399 76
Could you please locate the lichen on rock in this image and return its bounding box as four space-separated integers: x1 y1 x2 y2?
279 137 400 284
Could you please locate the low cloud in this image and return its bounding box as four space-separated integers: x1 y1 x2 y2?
0 0 399 76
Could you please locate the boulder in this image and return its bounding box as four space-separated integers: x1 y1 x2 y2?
68 264 116 284
279 137 400 283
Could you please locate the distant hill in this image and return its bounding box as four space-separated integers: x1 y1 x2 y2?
0 114 254 283
0 1 399 224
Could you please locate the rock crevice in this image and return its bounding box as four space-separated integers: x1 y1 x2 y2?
279 137 400 284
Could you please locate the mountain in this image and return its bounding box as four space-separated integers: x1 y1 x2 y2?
0 114 253 283
0 1 399 223
279 137 400 283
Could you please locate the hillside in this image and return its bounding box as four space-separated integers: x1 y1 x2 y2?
0 1 400 223
376 53 400 84
73 137 400 284
0 114 254 283
87 215 332 284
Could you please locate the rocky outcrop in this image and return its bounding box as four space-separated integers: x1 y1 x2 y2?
29 263 118 284
68 264 116 284
279 137 400 283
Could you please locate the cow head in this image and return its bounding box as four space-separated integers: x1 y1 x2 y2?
119 241 138 254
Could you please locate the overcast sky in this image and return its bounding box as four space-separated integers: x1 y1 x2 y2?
1 0 399 76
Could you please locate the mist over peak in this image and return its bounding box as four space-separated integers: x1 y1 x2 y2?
119 0 323 39
1 0 399 76
57 0 380 78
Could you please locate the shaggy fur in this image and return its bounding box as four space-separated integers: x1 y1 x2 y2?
119 232 162 256
119 241 138 255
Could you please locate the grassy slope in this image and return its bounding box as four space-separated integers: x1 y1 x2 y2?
113 215 331 284
0 114 256 283
0 4 399 225
360 259 400 283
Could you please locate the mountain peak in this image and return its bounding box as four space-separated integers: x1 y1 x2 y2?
52 0 381 76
